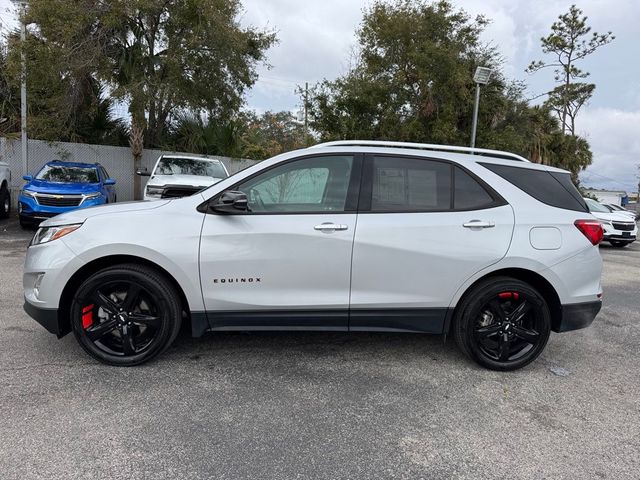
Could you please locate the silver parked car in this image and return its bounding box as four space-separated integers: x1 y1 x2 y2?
24 141 603 370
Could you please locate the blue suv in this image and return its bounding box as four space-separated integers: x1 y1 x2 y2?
19 161 116 228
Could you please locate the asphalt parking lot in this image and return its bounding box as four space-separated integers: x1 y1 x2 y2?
1 216 639 480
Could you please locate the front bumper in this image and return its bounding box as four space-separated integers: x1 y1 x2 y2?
18 194 106 221
23 299 64 337
554 301 602 332
602 223 637 243
603 233 636 243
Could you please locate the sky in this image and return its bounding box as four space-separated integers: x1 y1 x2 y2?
1 0 638 191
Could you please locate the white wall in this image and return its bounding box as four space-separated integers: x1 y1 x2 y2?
590 192 624 206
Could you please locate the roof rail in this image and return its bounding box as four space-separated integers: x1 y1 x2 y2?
309 140 530 162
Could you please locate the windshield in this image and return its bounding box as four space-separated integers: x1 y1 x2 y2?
584 198 611 213
155 157 227 178
36 165 99 183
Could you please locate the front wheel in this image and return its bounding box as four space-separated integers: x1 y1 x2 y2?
71 264 182 366
453 277 551 371
609 240 630 248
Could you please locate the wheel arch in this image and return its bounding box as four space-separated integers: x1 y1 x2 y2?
447 267 562 334
58 254 193 337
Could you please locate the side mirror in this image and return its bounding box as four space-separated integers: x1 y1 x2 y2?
104 178 116 186
211 191 249 214
136 170 151 177
23 175 33 182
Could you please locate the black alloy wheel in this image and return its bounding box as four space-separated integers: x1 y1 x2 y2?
71 264 182 366
453 277 551 371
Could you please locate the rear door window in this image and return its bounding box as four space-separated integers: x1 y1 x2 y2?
370 156 451 211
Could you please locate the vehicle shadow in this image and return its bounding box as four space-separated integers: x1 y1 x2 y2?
168 326 464 366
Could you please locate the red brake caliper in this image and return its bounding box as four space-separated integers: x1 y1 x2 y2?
498 292 519 300
82 304 94 329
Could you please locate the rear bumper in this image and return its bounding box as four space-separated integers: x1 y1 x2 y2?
24 299 65 337
554 301 602 333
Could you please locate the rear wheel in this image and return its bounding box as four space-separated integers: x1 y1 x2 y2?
0 186 10 219
453 277 551 371
70 264 182 366
609 240 630 248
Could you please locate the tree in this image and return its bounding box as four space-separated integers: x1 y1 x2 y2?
0 43 20 137
18 0 276 197
310 0 494 146
168 114 244 158
23 0 277 148
240 111 311 160
527 5 614 135
308 0 594 178
2 35 126 144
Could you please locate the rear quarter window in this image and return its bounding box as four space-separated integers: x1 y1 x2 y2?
480 163 588 213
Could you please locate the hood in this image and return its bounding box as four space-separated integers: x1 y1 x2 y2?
146 174 222 189
41 200 171 227
25 180 101 195
589 211 636 223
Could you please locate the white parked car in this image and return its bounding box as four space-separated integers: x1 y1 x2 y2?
137 155 229 200
584 198 637 247
604 203 639 221
24 141 604 370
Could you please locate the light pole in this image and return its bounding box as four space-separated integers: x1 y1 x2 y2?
470 66 492 149
11 0 28 177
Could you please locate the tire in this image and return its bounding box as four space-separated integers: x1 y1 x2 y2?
453 276 551 371
609 240 629 248
0 186 10 219
70 264 182 366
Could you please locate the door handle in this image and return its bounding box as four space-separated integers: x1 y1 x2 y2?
463 220 495 229
314 223 348 232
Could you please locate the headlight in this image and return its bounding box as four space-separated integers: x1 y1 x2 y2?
84 192 102 200
146 186 163 197
31 224 82 246
21 189 36 198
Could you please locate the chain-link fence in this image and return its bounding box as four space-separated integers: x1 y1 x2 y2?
0 138 259 203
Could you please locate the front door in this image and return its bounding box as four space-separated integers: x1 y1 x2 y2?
199 154 360 330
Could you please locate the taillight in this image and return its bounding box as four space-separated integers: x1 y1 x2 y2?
574 219 604 245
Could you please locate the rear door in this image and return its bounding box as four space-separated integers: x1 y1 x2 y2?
349 154 515 332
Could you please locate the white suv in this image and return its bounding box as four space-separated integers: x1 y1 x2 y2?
137 154 229 200
23 141 604 370
584 198 637 248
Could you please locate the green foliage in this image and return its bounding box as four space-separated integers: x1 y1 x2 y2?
167 114 244 158
20 0 277 148
310 0 492 145
527 5 614 134
309 0 595 177
0 44 20 137
239 111 311 160
2 33 126 144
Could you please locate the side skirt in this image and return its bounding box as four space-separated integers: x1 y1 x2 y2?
189 308 451 337
349 308 449 333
